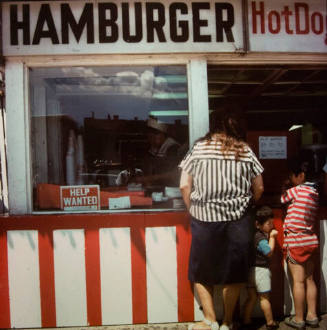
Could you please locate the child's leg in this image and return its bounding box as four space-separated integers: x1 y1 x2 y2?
305 258 318 321
243 287 257 324
258 293 274 325
288 260 306 322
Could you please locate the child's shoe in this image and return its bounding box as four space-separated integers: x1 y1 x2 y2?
266 321 279 330
305 317 319 328
284 316 305 329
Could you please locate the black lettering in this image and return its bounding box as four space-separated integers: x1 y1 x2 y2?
192 3 211 42
10 4 30 45
122 3 143 42
61 3 94 44
215 3 234 42
32 4 59 45
169 3 189 42
146 3 166 42
99 3 118 43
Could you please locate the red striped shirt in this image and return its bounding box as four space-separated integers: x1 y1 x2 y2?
281 183 319 249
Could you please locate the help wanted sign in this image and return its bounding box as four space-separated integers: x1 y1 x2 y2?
60 185 100 211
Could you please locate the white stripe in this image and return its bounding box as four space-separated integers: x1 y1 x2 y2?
7 230 41 328
53 230 87 326
285 218 313 224
146 227 178 323
291 205 316 213
100 228 132 325
284 235 317 242
320 220 327 313
286 241 318 248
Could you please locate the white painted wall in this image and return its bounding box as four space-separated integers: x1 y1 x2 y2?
146 226 178 323
5 61 31 214
53 229 87 326
7 230 41 328
100 228 133 325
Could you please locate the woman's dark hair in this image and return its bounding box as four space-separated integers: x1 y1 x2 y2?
256 206 274 225
209 103 246 140
199 103 247 159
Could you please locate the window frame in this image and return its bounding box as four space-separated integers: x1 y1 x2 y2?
5 55 210 215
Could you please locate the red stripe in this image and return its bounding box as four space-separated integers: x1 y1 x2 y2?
131 221 147 324
85 229 102 326
176 217 194 321
0 212 189 230
0 231 10 328
38 231 56 327
271 210 285 316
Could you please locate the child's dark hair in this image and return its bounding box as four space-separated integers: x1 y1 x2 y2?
288 156 316 182
256 206 274 225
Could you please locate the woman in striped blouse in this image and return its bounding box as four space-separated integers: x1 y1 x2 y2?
281 158 319 329
179 105 264 330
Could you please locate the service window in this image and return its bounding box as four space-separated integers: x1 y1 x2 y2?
207 65 327 205
30 65 189 212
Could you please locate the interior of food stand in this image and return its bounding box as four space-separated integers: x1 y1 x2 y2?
30 65 327 211
207 65 327 205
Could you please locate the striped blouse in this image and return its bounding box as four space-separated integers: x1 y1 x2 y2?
179 139 263 222
281 183 319 249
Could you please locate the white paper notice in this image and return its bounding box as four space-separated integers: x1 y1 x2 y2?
259 136 287 159
108 196 131 210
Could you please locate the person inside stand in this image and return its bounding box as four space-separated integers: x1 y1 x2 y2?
242 206 279 330
281 158 320 329
136 116 181 187
179 104 264 330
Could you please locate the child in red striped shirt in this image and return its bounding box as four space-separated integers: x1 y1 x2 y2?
281 158 319 329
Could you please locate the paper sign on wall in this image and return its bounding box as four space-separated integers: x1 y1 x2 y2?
60 185 100 211
259 136 287 159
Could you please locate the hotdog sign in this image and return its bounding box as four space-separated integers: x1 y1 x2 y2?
60 185 100 211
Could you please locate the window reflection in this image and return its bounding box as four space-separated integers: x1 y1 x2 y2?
30 66 189 212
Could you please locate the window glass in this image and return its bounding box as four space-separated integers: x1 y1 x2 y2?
30 66 189 212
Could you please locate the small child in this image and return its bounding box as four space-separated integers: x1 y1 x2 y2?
281 158 319 329
243 206 279 330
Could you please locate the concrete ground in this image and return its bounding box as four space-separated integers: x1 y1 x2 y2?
24 314 327 329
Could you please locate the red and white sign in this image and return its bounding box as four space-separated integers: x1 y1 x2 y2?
249 0 327 52
60 185 100 211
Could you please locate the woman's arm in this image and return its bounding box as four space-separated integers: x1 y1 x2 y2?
251 174 264 203
179 170 193 210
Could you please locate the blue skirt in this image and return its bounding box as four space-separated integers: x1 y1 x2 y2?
188 209 255 285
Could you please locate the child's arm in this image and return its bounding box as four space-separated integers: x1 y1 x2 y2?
267 229 278 256
281 186 297 204
257 229 278 257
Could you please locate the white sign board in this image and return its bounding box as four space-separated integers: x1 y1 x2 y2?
249 0 327 53
2 0 244 56
259 136 287 159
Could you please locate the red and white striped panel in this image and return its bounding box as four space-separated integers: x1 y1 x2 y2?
0 213 326 329
0 216 194 328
